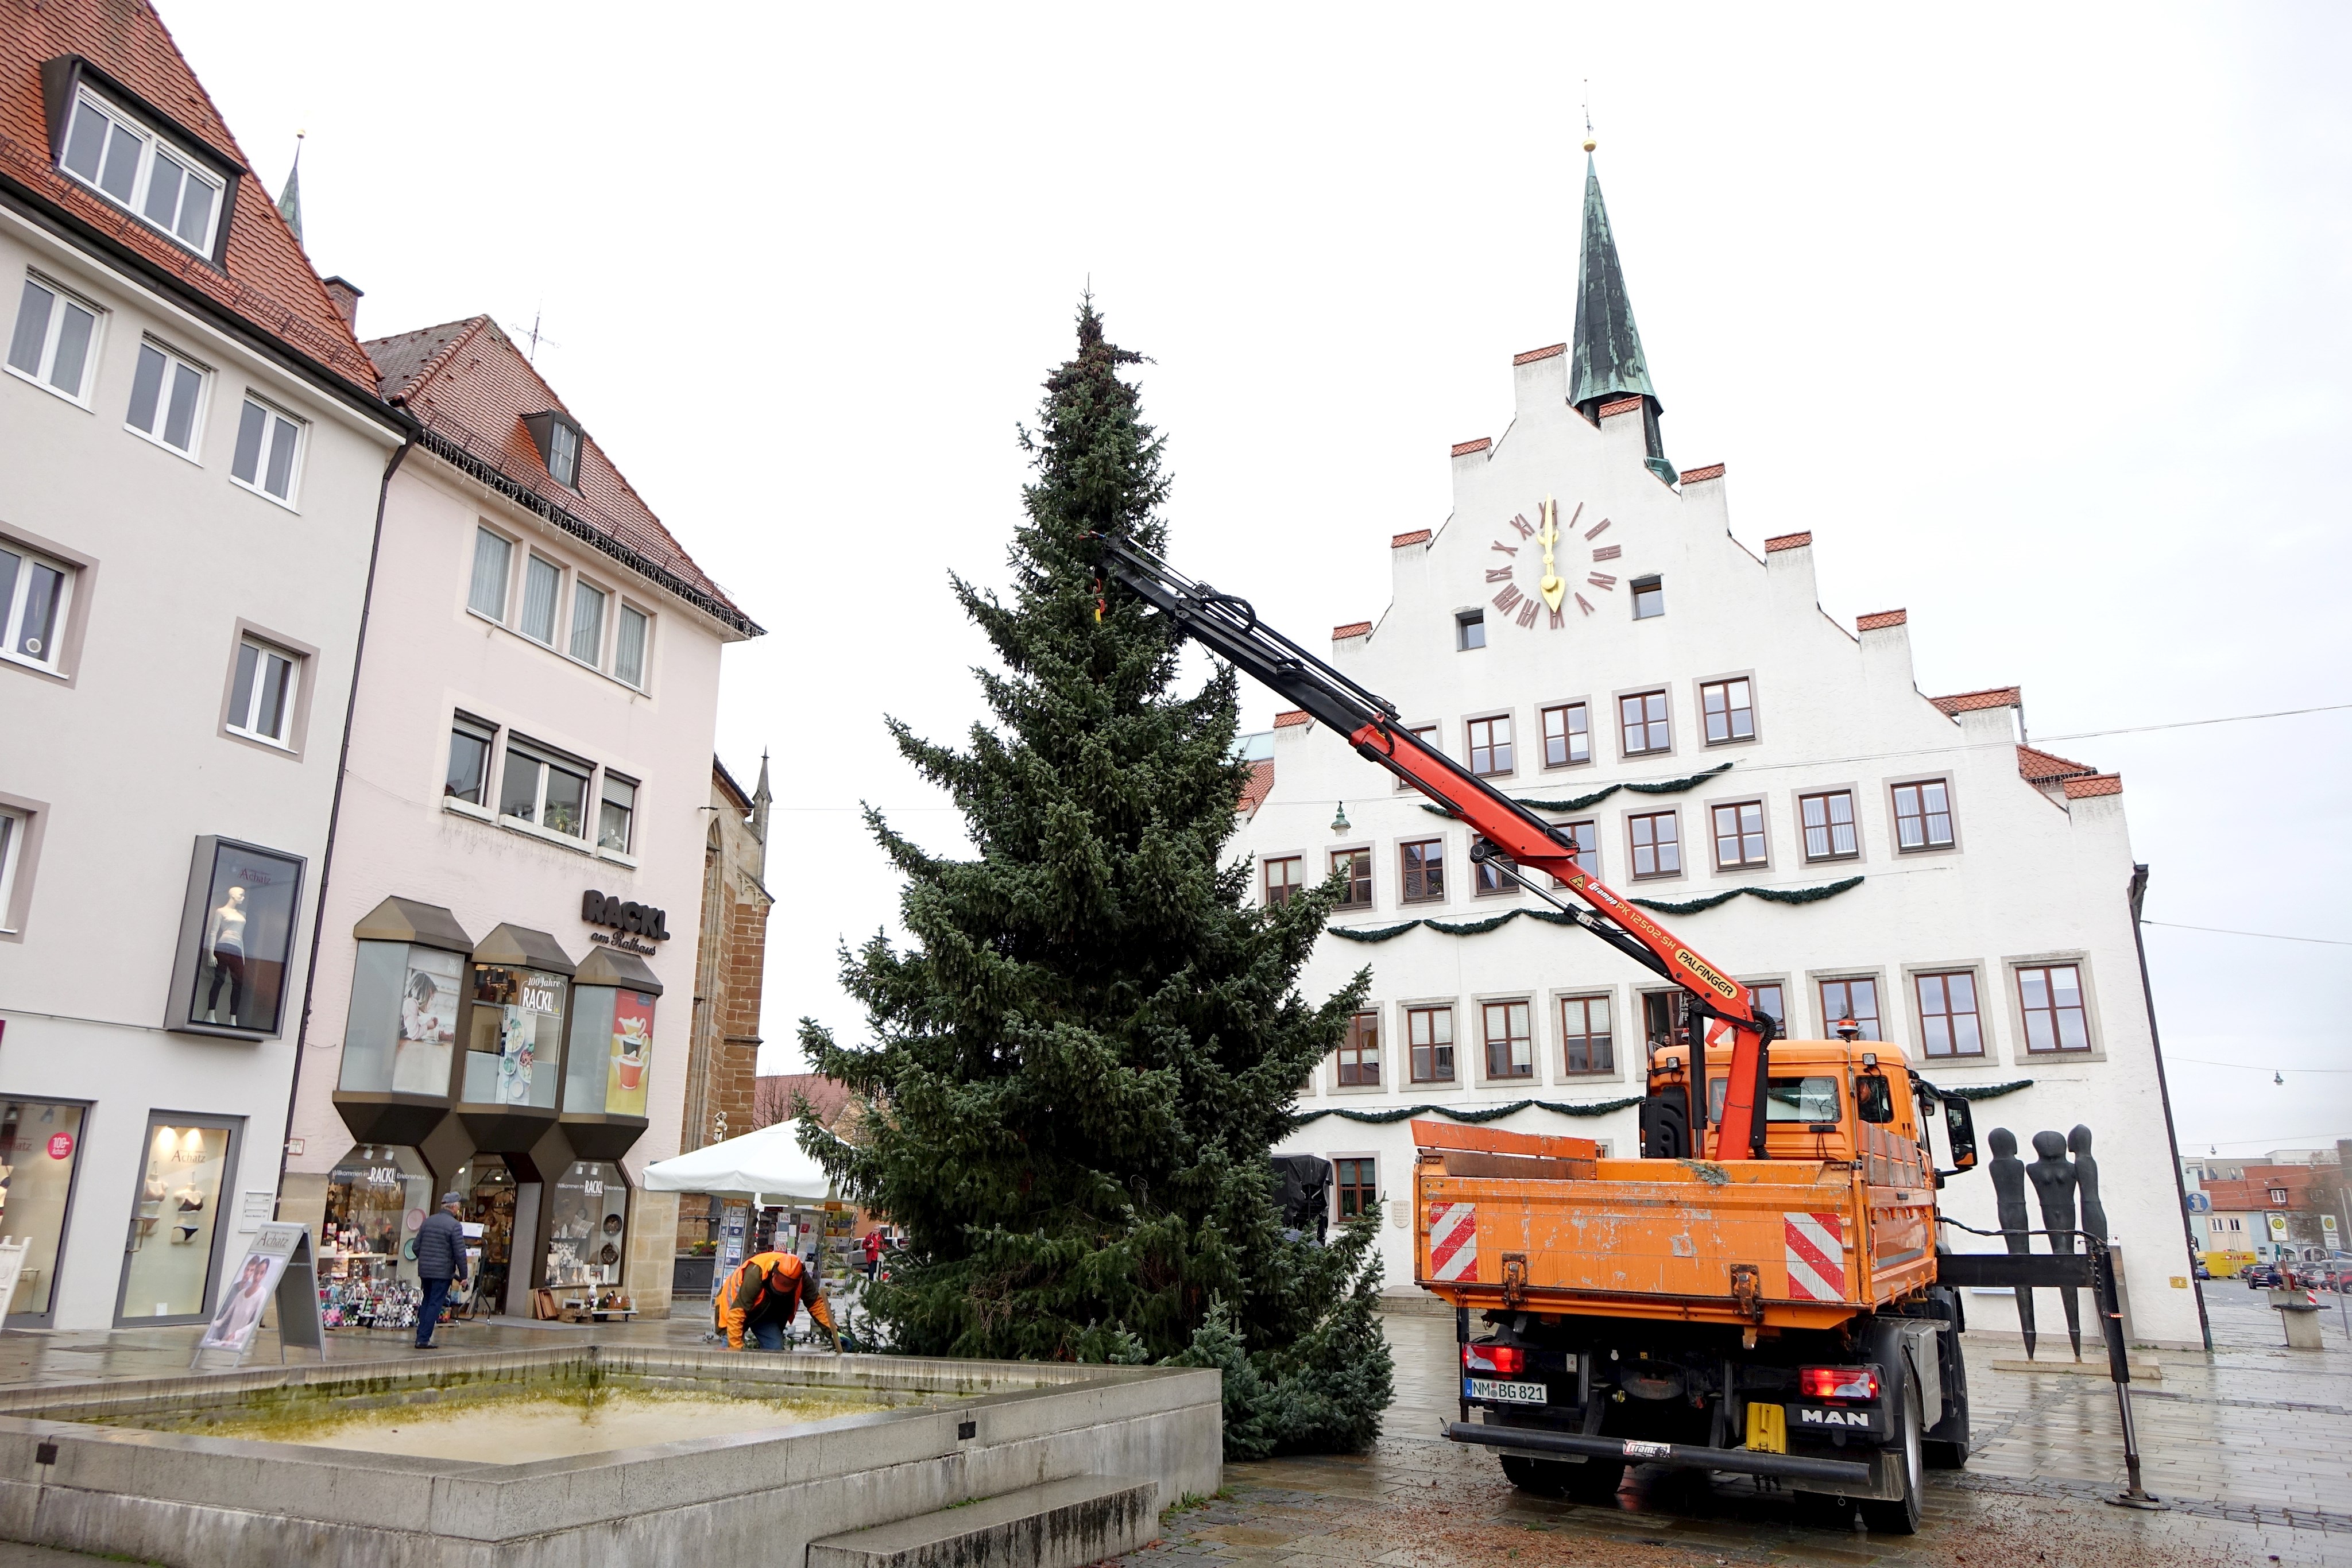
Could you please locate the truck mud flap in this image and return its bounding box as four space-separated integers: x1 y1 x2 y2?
1446 1421 1872 1487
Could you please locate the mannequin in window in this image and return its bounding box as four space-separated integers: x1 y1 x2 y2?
203 886 249 1024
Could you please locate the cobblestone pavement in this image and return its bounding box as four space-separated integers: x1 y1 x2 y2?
1104 1285 2352 1567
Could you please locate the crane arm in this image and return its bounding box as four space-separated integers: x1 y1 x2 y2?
1094 531 1781 1158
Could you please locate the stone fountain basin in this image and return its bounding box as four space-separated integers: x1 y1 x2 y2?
0 1345 1221 1567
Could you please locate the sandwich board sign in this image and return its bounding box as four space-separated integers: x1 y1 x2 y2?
193 1222 323 1368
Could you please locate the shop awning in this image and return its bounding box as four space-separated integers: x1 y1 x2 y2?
640 1122 834 1203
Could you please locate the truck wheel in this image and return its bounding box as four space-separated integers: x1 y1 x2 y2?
1859 1378 1924 1535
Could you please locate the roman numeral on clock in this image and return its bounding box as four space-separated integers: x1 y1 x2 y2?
1493 585 1524 613
1509 513 1536 539
1588 572 1618 590
1592 544 1621 562
1490 541 1518 556
1585 516 1611 541
1486 566 1515 583
1515 598 1539 628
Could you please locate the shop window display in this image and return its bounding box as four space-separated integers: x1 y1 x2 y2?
319 1144 435 1329
173 838 303 1036
0 1101 86 1319
117 1120 230 1321
563 986 654 1118
463 964 566 1106
336 942 463 1095
547 1160 626 1288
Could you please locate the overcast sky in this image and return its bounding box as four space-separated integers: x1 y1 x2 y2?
164 2 2350 1155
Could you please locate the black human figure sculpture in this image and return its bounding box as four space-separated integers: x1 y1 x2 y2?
1987 1128 2038 1358
2027 1129 2084 1359
2070 1125 2108 1244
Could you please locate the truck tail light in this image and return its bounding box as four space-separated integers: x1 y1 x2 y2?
1798 1365 1879 1401
1463 1344 1527 1377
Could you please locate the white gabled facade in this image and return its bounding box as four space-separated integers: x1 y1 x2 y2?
1246 339 2202 1348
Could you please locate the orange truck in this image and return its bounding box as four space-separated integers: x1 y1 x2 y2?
1415 1039 1983 1532
1095 535 2009 1534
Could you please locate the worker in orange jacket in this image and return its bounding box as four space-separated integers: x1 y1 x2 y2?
715 1250 839 1352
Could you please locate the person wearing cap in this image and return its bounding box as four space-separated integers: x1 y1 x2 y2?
413 1192 469 1350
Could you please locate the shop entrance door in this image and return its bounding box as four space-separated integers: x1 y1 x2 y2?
0 1099 91 1329
114 1113 242 1327
455 1158 516 1317
509 1182 542 1310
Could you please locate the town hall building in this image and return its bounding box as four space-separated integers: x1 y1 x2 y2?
1248 154 2204 1350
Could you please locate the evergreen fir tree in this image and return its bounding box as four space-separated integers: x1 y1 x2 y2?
799 299 1392 1454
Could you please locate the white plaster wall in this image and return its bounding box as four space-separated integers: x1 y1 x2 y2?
1252 348 2203 1346
283 454 733 1199
0 211 400 1330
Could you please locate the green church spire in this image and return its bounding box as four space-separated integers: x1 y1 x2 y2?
1570 153 1675 483
276 133 304 247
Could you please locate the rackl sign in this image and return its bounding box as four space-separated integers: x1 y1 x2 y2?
582 890 671 943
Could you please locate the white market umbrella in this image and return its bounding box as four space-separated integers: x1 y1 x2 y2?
640 1122 834 1206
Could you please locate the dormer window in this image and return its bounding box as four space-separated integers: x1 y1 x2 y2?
58 86 223 254
522 411 583 489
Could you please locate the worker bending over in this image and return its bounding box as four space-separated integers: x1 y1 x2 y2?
715 1249 840 1352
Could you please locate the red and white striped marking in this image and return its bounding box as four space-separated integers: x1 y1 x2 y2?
1428 1202 1479 1282
1784 1211 1846 1302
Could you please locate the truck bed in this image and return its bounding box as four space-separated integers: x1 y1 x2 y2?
1416 1124 1935 1330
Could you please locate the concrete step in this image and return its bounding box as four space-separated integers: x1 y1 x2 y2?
807 1475 1158 1568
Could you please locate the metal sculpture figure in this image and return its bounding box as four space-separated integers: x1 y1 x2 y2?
2028 1129 2085 1359
2071 1124 2108 1244
1987 1126 2038 1358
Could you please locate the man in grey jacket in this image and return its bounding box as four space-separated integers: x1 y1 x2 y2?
413 1193 469 1349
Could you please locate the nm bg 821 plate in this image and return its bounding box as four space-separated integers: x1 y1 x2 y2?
1466 1377 1549 1405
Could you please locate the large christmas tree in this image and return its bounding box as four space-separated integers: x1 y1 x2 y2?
800 300 1392 1455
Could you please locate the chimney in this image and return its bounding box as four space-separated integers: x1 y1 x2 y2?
322 276 363 334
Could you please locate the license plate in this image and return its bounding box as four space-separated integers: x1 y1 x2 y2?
1467 1377 1549 1405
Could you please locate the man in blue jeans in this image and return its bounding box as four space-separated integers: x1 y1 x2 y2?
413 1193 468 1349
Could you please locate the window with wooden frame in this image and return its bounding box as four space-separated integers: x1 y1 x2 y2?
1700 678 1755 744
1619 690 1670 755
1711 800 1767 869
1819 977 1882 1040
1337 1011 1380 1087
1407 1005 1454 1083
1334 1156 1378 1220
1401 838 1444 903
1800 790 1859 861
1555 819 1600 878
1481 1000 1533 1079
1475 846 1517 898
1467 714 1514 776
1330 848 1371 908
2016 963 2090 1053
1915 971 1984 1058
1542 703 1591 768
1892 780 1955 851
1262 855 1302 907
1396 725 1436 789
1748 982 1785 1029
1630 575 1664 619
1559 994 1613 1075
1627 810 1680 878
1641 990 1682 1050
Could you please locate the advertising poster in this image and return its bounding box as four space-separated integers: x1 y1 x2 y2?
714 1201 749 1299
498 972 563 1105
392 948 462 1093
199 1248 287 1352
605 990 654 1117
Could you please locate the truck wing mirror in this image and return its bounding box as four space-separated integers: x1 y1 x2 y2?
1943 1095 1978 1170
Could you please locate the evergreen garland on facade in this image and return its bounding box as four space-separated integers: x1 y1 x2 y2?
799 301 1389 1457
1297 1095 1645 1127
1630 876 1864 916
1326 877 1862 942
1419 760 1735 819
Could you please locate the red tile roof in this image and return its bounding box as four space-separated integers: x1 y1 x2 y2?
1929 686 2022 715
1856 609 1908 631
2062 773 2123 799
1274 709 1312 729
2017 745 2096 782
1512 342 1566 365
1391 529 1433 548
0 0 376 386
1765 531 1813 552
1450 438 1491 458
1237 758 1276 816
1596 396 1646 418
367 317 757 636
1680 463 1726 483
1332 621 1374 640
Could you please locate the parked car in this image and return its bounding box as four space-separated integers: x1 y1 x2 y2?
2243 1264 2283 1288
2192 1258 2211 1281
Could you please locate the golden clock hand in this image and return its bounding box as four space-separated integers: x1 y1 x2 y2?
1537 497 1566 613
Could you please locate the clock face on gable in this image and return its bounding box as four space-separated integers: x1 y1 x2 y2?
1481 497 1626 632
